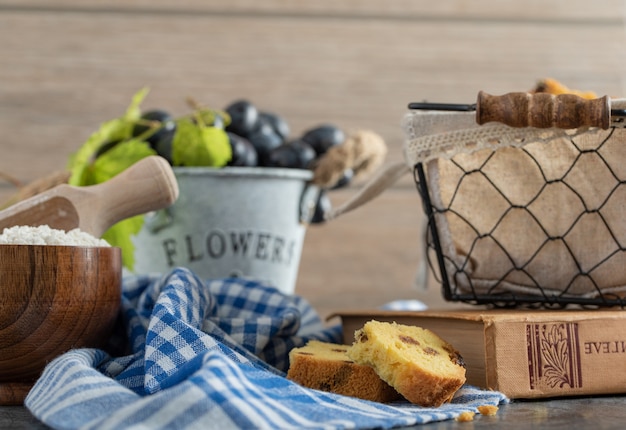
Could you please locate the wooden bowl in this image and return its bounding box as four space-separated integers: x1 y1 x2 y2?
0 245 121 405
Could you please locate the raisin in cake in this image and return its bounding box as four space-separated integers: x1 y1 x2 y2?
287 340 401 403
347 320 466 407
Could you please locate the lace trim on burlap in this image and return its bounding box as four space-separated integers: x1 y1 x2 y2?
402 110 600 166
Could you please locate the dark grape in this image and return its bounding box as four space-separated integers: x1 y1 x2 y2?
310 191 332 224
301 124 345 156
265 144 297 169
247 122 283 166
227 132 258 167
154 133 175 165
266 140 316 169
225 100 259 137
133 110 177 148
331 168 354 189
259 111 290 142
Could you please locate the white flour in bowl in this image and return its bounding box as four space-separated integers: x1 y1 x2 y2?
0 225 110 247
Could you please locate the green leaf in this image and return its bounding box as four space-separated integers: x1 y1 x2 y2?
171 119 232 167
125 87 150 119
67 87 150 186
103 216 144 270
90 138 156 183
67 118 125 186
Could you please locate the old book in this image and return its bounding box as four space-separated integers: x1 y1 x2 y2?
338 309 626 399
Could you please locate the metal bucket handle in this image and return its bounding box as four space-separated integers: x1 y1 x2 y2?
304 161 429 290
300 161 410 223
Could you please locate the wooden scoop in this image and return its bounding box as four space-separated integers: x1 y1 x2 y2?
0 155 179 238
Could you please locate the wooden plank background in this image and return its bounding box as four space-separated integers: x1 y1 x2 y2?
1 1 625 318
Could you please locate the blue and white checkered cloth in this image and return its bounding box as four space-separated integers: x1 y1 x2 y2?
25 267 508 429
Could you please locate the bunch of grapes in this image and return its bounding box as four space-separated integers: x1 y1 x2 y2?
222 100 344 170
129 99 350 223
134 100 345 170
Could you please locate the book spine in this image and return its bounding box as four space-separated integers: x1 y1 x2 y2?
486 317 626 398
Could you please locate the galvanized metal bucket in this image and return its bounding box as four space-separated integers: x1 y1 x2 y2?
131 167 316 294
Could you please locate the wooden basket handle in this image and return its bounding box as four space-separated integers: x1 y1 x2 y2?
476 91 610 129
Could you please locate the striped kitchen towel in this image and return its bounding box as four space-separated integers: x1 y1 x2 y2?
25 267 508 429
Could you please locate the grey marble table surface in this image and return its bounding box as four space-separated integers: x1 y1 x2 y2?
2 395 625 429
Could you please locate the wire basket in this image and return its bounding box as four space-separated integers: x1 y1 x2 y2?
405 109 626 308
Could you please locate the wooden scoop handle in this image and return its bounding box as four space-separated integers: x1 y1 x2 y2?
75 155 179 237
0 156 179 238
476 91 610 129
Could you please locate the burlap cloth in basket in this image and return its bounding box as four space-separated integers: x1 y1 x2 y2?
403 110 626 299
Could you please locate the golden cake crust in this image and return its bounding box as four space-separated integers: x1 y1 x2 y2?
287 340 401 403
347 320 466 407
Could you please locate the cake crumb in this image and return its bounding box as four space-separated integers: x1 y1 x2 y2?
456 411 475 422
477 404 499 416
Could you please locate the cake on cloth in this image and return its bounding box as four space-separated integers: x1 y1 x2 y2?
287 340 401 402
347 320 466 407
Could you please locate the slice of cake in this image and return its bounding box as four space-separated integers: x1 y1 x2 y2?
347 320 466 407
287 340 401 403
